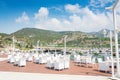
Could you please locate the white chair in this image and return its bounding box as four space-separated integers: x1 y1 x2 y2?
27 55 33 61
25 53 29 60
14 56 20 66
64 55 70 61
46 60 54 69
91 57 96 68
74 55 80 63
39 57 47 64
7 54 12 62
34 56 39 63
18 57 26 67
64 60 70 69
9 55 15 63
85 56 92 64
86 57 96 68
84 56 92 67
54 60 64 71
98 62 110 72
33 53 39 63
80 56 86 64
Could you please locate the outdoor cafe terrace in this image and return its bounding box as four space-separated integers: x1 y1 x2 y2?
0 53 113 77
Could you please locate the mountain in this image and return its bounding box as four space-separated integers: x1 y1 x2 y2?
12 28 62 44
11 28 94 45
0 33 9 48
0 28 111 49
89 29 111 37
10 28 97 47
0 33 9 37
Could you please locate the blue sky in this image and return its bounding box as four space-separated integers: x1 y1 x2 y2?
0 0 120 34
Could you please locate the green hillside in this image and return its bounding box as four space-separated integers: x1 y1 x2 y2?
0 33 10 48
0 28 111 50
12 28 62 44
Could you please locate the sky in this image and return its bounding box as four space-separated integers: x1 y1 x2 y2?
0 0 120 34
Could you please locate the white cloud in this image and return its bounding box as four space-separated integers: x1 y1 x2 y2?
15 12 30 24
50 18 60 25
35 18 62 30
34 4 120 32
35 7 49 20
65 4 81 13
90 0 114 8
